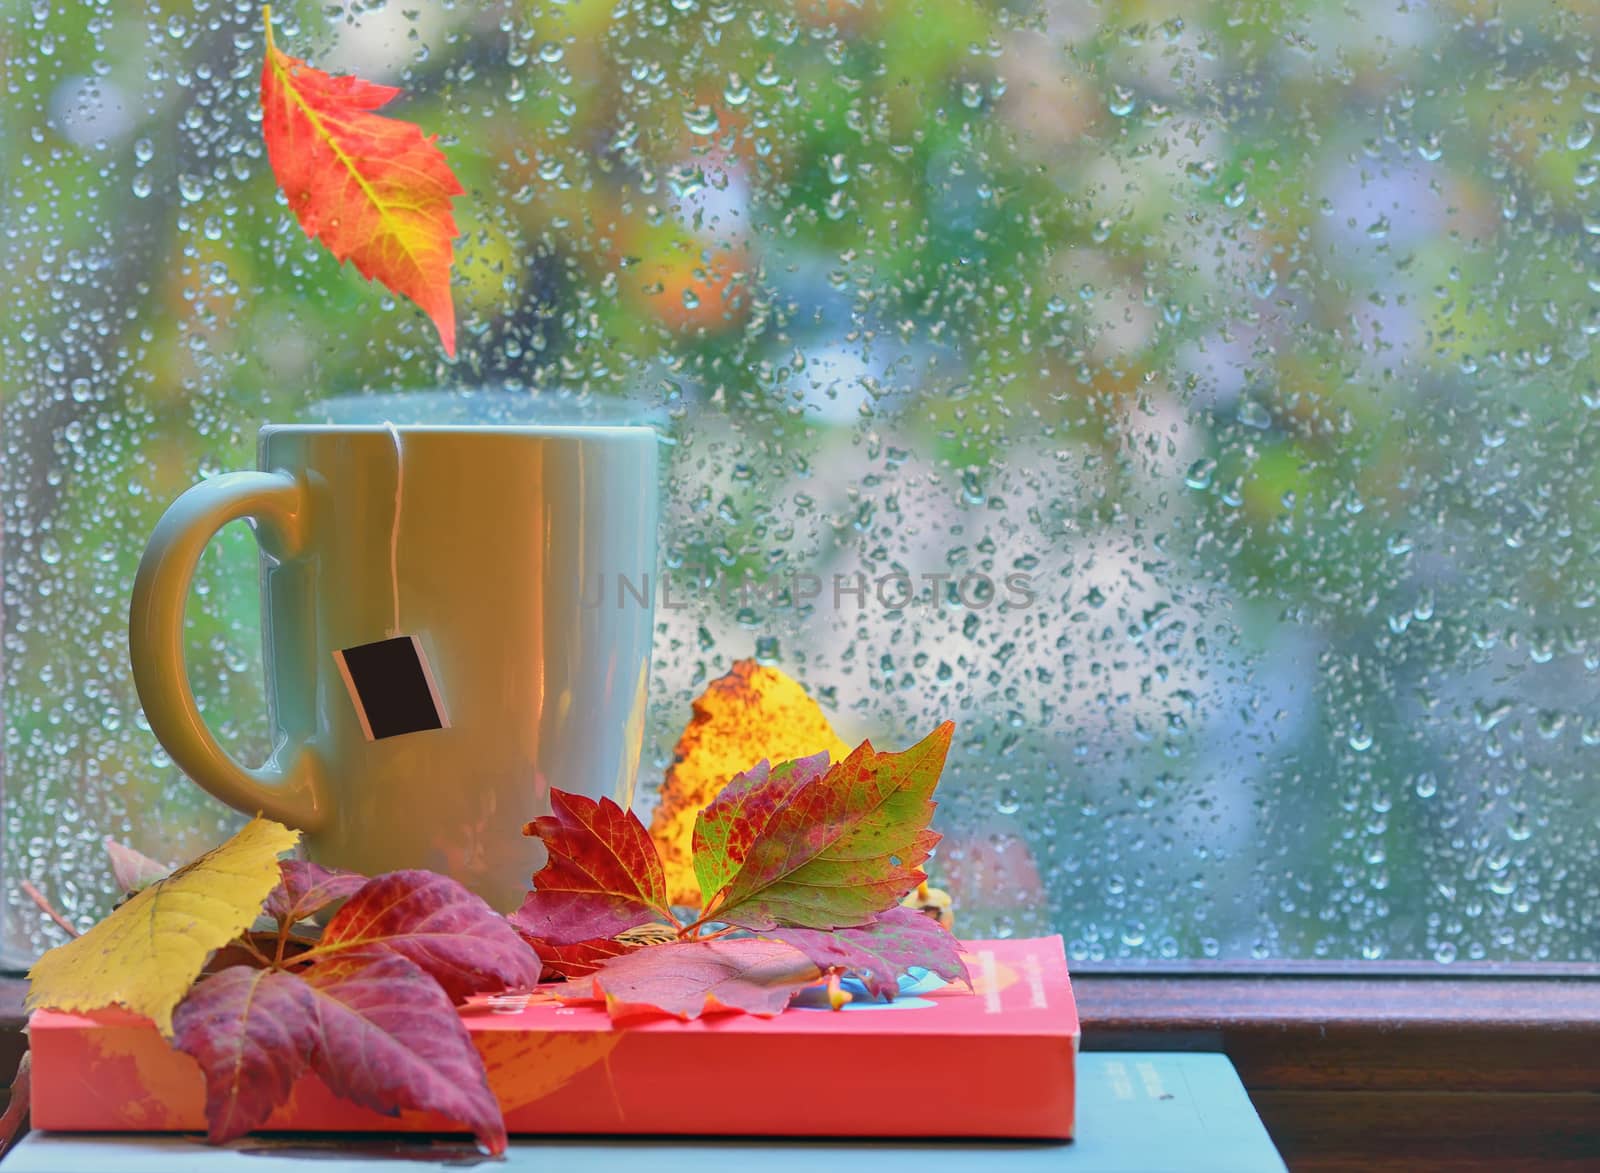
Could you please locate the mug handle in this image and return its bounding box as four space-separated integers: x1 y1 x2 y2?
129 471 329 832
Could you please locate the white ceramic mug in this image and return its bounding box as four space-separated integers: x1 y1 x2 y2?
129 424 658 911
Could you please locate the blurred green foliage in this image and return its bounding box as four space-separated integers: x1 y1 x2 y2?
1 0 1596 965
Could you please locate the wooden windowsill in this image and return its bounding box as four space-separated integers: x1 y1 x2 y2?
1072 967 1600 1170
2 969 1596 1170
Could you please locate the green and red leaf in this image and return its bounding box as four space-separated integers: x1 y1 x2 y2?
702 723 954 931
259 6 464 354
303 955 505 1154
514 792 674 945
692 752 830 907
767 905 970 999
558 938 822 1021
311 870 539 1002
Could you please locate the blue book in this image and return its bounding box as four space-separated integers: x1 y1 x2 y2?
4 1052 1283 1172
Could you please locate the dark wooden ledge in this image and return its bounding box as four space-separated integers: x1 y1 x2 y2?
2 970 1596 1169
1072 968 1600 1171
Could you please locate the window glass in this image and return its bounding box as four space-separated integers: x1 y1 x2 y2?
2 0 1595 965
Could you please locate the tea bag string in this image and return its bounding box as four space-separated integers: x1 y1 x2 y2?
383 420 403 638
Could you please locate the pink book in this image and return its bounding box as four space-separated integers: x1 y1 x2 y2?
29 935 1079 1139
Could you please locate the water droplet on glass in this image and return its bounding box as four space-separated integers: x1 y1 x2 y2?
683 104 719 135
1474 699 1514 731
1236 398 1271 429
1184 458 1216 490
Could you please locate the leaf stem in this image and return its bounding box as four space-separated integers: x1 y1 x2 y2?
676 891 729 939
677 915 740 941
677 915 713 939
20 880 79 940
283 940 334 966
238 934 278 970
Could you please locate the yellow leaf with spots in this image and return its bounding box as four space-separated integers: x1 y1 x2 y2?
26 817 299 1036
650 660 851 908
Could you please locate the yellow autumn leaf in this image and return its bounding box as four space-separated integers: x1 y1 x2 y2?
26 816 299 1036
650 660 851 908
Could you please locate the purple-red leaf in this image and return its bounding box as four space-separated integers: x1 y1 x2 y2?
312 870 539 1002
0 1052 30 1158
704 723 955 931
557 938 822 1021
171 967 318 1143
264 860 366 925
514 792 674 946
766 905 971 999
521 935 640 981
691 752 830 907
303 954 505 1154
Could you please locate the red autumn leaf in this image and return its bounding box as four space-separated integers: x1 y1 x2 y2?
523 935 640 981
703 722 955 931
259 6 464 355
175 870 525 1152
303 955 505 1154
264 859 366 925
557 938 822 1021
204 929 313 975
103 837 172 893
766 905 971 1000
513 792 675 946
311 870 540 1002
691 751 831 907
172 967 318 1143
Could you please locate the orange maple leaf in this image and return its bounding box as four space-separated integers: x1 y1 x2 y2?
259 6 463 355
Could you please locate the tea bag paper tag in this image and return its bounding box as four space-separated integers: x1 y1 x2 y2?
333 636 448 740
